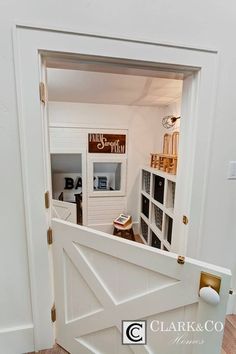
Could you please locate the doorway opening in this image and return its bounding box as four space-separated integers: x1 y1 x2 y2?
51 153 83 225
14 27 224 352
45 56 187 253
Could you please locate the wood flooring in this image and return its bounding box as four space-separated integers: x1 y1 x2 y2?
28 344 68 354
222 315 236 354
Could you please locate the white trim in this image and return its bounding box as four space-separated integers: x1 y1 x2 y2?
88 156 127 197
0 325 35 353
49 122 130 130
188 54 221 260
14 25 219 349
13 28 53 351
14 22 218 53
227 293 236 314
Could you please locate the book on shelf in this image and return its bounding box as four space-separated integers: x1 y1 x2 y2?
114 214 131 227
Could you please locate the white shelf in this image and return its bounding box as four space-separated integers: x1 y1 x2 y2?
139 166 177 252
165 207 174 219
141 190 150 199
162 239 171 251
151 198 174 219
141 165 177 182
140 212 149 225
138 233 148 245
149 223 163 239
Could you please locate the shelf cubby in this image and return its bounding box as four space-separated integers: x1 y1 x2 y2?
141 194 150 219
152 203 163 231
166 180 176 212
140 217 149 243
142 170 151 194
164 214 173 245
151 230 161 249
153 175 165 204
163 245 169 252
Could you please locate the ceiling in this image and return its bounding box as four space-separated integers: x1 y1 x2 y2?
47 68 183 106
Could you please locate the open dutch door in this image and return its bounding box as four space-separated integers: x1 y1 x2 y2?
52 219 230 354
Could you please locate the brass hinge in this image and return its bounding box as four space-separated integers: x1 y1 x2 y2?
45 191 50 209
39 82 47 103
182 215 189 225
51 304 56 322
177 255 185 264
47 227 53 245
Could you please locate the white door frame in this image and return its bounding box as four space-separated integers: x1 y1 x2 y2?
14 25 219 350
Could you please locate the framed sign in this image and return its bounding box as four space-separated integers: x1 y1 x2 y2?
88 133 126 154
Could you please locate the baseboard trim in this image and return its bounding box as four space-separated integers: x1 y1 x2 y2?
0 325 34 354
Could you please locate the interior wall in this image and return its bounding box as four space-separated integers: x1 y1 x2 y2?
48 101 167 223
51 153 82 201
153 100 181 152
52 173 82 201
1 1 236 351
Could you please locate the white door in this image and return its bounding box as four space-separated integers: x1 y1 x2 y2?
52 219 230 354
52 199 77 224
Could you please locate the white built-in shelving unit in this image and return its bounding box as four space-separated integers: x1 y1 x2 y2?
139 166 176 251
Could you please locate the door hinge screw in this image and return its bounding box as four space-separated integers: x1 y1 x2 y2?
47 227 53 245
51 304 56 322
45 191 50 209
177 255 185 264
39 82 47 103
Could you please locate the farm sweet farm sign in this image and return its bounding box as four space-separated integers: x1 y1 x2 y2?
88 133 126 154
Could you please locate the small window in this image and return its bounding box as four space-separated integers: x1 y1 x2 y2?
89 158 126 197
93 162 121 191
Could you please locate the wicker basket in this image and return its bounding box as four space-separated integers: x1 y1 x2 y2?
142 170 151 194
141 218 148 241
154 205 163 231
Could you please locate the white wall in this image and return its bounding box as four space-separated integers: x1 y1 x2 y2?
154 100 181 155
49 101 166 226
52 173 82 201
1 1 236 352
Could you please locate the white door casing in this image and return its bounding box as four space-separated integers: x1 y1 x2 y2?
14 26 219 349
52 219 231 354
171 73 197 254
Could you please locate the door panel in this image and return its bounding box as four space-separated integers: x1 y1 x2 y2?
52 199 77 223
52 219 230 354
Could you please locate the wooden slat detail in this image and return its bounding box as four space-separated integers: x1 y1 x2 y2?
52 219 231 354
49 128 86 152
87 197 126 224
